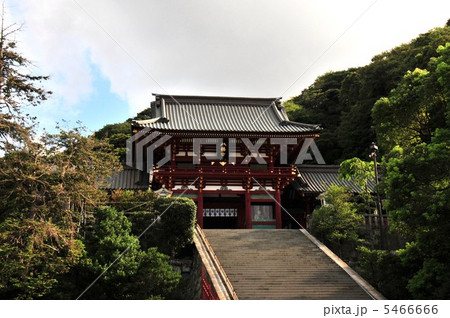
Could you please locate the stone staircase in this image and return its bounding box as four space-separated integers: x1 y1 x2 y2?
202 229 376 300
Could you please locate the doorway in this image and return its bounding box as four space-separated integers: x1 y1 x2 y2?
202 196 243 229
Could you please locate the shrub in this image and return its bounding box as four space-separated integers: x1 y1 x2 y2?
129 197 197 257
310 185 364 256
357 246 411 299
50 206 180 299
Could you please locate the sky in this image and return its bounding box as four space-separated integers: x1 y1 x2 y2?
4 0 450 134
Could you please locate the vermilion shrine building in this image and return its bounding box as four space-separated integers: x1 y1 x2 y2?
123 94 321 229
108 94 385 300
114 94 373 229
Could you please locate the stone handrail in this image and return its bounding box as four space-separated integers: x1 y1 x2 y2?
193 225 238 300
300 229 386 300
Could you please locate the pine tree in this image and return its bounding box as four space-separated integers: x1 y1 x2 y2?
0 7 51 151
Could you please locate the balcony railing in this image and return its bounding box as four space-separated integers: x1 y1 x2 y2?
155 164 296 177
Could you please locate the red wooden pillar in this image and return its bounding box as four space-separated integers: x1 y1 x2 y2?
245 189 252 229
197 189 204 228
275 190 282 229
305 196 311 215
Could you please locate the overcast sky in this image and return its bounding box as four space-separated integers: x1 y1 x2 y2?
5 0 450 133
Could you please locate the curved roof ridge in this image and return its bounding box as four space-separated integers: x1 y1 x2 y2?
132 94 321 134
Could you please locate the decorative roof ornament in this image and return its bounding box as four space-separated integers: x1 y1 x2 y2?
155 186 172 198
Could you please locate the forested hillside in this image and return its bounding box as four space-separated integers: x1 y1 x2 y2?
285 21 450 163
290 20 450 299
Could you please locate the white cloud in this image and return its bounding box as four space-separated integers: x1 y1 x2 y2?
5 0 450 127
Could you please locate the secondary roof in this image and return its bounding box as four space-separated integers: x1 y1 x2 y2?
294 164 376 193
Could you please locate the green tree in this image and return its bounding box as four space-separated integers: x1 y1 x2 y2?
286 23 450 162
109 189 156 213
339 157 374 191
0 216 84 299
93 105 155 162
339 158 376 215
310 185 364 257
373 43 450 299
372 68 445 151
0 15 101 299
130 197 197 257
383 130 450 299
435 43 450 124
108 191 197 257
357 246 411 299
0 14 51 150
285 70 351 163
65 207 180 300
0 127 121 299
94 122 131 162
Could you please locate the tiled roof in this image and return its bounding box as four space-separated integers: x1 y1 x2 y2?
101 166 148 190
132 94 321 134
294 164 376 193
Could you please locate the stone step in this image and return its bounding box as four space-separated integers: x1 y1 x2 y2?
203 229 372 300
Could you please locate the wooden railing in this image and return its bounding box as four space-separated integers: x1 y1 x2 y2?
156 164 296 177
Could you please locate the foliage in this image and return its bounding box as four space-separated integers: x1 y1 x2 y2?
0 126 120 299
0 14 185 300
357 246 411 299
93 106 155 162
339 158 376 214
382 129 450 299
0 124 121 300
0 15 51 150
109 189 156 213
285 70 351 163
435 43 450 125
129 197 197 257
0 15 123 299
406 257 450 299
285 23 450 163
81 206 180 299
293 35 450 298
0 126 121 222
372 43 450 299
0 217 84 299
283 99 305 120
310 185 364 256
52 207 180 299
339 157 375 191
108 191 196 257
134 107 152 120
94 122 131 162
384 132 449 237
94 105 157 162
372 68 445 151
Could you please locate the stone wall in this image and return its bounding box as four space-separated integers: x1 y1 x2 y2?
170 245 202 300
